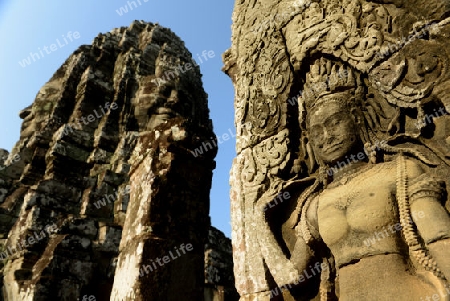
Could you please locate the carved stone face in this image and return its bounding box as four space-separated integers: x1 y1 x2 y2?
308 100 359 164
135 77 193 131
145 87 184 131
19 105 34 138
367 0 450 18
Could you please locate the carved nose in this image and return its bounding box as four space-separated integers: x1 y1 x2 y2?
167 97 178 105
19 105 32 119
322 127 335 144
166 90 179 105
323 127 331 139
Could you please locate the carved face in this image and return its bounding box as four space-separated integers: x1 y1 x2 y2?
146 87 185 131
308 100 359 164
135 76 193 131
19 105 34 138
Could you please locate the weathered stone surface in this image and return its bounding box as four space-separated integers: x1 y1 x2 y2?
0 20 236 301
224 0 450 300
205 226 239 301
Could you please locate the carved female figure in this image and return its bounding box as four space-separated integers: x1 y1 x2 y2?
275 61 450 300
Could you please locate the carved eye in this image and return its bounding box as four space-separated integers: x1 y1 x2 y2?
310 126 319 136
311 126 325 141
329 118 340 127
416 55 438 76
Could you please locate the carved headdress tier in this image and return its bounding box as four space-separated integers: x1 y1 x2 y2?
300 58 360 115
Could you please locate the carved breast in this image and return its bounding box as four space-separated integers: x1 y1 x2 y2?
316 162 401 266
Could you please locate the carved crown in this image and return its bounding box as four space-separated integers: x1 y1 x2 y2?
300 58 357 112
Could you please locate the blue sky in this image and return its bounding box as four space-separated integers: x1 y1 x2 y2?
0 0 236 237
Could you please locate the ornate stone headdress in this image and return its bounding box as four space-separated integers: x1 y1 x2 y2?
299 58 360 126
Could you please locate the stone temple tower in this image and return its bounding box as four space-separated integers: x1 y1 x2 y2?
0 20 236 301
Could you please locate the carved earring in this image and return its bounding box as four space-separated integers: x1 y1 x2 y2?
318 165 329 188
364 143 378 164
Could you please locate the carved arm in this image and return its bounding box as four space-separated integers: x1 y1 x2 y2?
409 174 450 280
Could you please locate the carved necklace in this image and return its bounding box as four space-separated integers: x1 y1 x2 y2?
325 163 376 210
334 190 360 210
327 162 373 188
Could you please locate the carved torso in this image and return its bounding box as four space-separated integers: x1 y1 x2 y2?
316 161 401 267
309 159 446 300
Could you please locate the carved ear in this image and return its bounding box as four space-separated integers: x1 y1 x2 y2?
349 106 361 125
306 141 317 173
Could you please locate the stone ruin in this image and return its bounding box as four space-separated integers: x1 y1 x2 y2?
3 1 450 300
0 21 237 301
224 0 450 300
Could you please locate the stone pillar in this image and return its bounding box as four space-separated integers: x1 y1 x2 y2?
111 124 216 301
